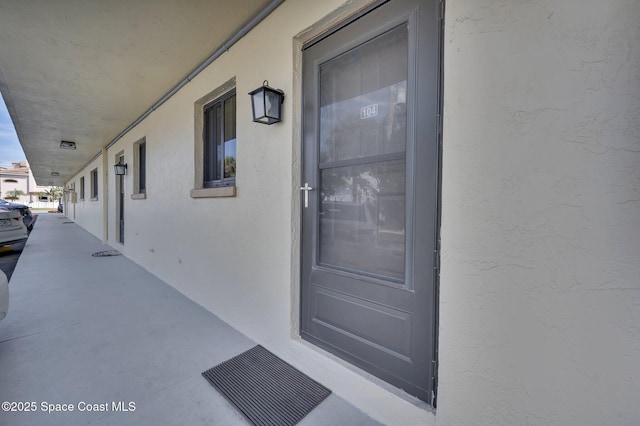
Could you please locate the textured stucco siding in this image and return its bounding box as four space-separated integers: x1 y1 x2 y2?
438 1 640 425
64 0 640 424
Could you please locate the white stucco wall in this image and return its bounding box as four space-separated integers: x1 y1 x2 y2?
65 0 640 424
439 0 640 425
0 173 29 203
1 163 56 204
70 158 104 240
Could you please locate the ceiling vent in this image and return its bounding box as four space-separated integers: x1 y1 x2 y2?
51 172 60 176
60 140 76 149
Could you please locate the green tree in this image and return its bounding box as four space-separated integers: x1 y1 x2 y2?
224 156 236 178
4 189 25 201
45 187 63 202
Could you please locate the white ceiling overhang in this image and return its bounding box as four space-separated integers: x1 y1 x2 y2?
0 0 276 185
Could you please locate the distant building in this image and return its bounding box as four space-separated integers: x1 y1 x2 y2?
0 161 55 203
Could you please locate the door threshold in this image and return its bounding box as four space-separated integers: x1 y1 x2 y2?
293 335 434 413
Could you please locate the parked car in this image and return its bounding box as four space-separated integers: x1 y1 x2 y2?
58 201 63 213
0 199 33 229
0 269 7 321
0 207 28 248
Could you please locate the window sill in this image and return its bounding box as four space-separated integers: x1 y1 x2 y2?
131 193 147 200
190 186 236 198
90 197 99 201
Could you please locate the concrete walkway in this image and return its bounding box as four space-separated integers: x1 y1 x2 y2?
0 213 380 426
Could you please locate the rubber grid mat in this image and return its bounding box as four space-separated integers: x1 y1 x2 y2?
202 345 331 426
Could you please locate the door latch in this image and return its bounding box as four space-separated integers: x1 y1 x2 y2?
300 183 314 208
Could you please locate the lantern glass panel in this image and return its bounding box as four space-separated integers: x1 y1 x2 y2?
266 90 281 119
252 90 265 120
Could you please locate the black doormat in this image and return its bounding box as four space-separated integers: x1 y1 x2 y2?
91 250 122 257
202 345 331 426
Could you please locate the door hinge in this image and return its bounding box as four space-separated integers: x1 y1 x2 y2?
434 249 440 275
438 1 444 21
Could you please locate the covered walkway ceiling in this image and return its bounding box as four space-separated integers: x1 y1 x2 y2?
0 0 274 186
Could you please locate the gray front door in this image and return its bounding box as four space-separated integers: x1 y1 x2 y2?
301 0 440 403
117 154 125 244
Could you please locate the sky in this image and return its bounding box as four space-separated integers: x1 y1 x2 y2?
0 95 26 168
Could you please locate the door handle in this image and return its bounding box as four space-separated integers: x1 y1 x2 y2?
300 183 314 208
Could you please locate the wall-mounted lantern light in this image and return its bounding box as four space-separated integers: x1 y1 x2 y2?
114 160 127 176
248 80 285 125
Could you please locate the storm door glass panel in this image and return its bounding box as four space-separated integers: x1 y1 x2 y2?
319 161 405 281
318 24 408 282
319 24 408 164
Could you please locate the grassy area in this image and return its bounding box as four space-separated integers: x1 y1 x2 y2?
31 208 60 212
